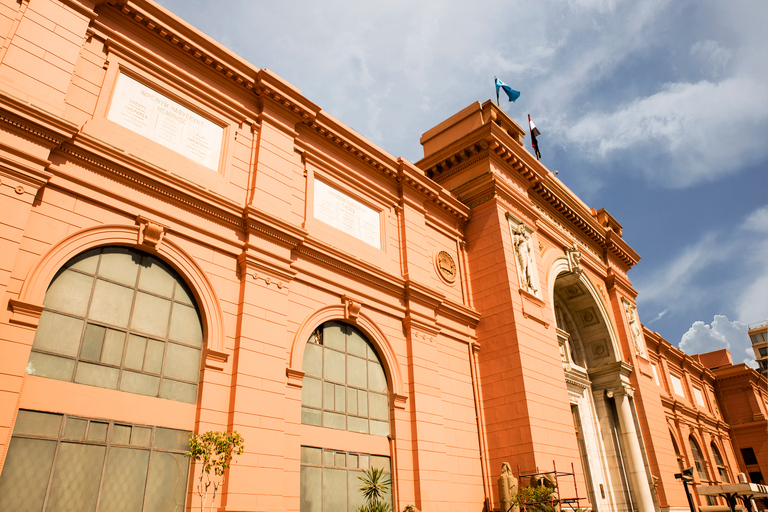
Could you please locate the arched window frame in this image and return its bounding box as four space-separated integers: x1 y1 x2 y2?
689 435 709 481
710 441 731 483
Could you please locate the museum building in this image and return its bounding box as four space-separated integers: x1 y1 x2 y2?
0 0 764 511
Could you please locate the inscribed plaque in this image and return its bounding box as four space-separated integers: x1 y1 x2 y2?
314 179 381 249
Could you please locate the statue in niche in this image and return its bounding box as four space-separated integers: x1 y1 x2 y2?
498 462 519 512
623 301 646 356
513 224 538 294
567 243 583 275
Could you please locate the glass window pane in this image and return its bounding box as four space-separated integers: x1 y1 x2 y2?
168 303 203 347
174 282 194 306
43 269 94 316
347 388 358 415
301 446 322 465
335 384 346 413
164 343 201 382
323 411 345 430
89 279 134 328
46 442 106 512
348 416 368 434
145 451 189 512
368 360 387 393
99 446 150 512
303 343 323 378
323 322 346 351
323 468 347 512
300 466 322 512
370 420 390 437
323 450 334 467
159 379 198 404
349 454 358 469
120 371 160 397
369 393 388 421
75 362 119 389
347 355 367 389
67 249 99 274
131 292 171 338
370 456 391 473
32 311 83 356
101 329 126 366
63 418 87 440
125 335 147 371
323 382 335 410
88 422 108 442
155 428 190 452
80 324 106 361
0 437 57 512
301 407 322 426
144 339 165 374
113 424 131 444
13 410 62 437
348 470 366 512
131 426 152 447
347 330 367 358
323 349 345 383
335 452 346 467
137 257 175 298
357 390 368 417
302 377 322 409
98 247 139 286
26 352 75 381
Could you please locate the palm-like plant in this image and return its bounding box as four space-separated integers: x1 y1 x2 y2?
356 467 392 512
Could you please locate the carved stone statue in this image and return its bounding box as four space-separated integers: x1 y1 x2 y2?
530 472 560 512
513 224 537 294
623 300 646 356
498 462 519 512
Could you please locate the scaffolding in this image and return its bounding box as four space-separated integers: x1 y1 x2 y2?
515 461 585 512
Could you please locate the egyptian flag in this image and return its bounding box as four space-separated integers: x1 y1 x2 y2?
528 114 541 160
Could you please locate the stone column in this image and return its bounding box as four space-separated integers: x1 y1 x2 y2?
609 387 656 512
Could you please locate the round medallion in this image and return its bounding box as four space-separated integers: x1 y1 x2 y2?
436 251 457 283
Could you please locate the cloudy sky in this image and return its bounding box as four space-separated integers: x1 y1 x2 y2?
156 0 767 365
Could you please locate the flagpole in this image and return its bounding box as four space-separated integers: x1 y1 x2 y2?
494 76 499 106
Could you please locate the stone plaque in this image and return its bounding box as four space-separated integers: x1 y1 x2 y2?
314 179 381 249
107 74 224 171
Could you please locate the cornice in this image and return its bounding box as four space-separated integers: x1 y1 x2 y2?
436 298 481 329
57 134 243 228
245 206 308 250
0 92 78 145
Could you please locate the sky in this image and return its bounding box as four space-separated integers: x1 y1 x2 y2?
155 0 767 366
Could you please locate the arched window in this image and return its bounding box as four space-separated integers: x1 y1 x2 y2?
711 442 731 483
689 436 709 480
301 321 389 436
27 247 203 403
670 432 685 472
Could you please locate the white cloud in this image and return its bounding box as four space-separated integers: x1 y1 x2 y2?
690 40 732 79
680 315 756 367
649 309 668 324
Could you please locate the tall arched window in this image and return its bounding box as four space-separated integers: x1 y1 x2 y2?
300 320 392 512
711 442 731 483
689 436 709 480
301 321 389 435
27 247 203 403
670 432 685 472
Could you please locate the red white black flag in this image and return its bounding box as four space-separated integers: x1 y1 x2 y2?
528 114 541 160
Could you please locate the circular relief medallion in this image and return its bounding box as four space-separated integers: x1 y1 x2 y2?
436 251 457 283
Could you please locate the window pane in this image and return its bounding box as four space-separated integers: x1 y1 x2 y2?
13 410 62 437
159 379 198 403
155 428 190 452
301 407 322 426
335 452 346 467
164 343 201 382
46 442 105 512
98 247 139 286
120 371 160 397
168 303 203 347
101 329 126 365
144 339 165 374
63 418 87 440
43 269 93 316
89 279 134 328
67 249 99 274
137 257 175 298
370 420 390 437
348 416 368 434
303 342 323 378
335 384 346 413
369 393 388 421
131 426 152 447
323 349 345 383
323 382 335 410
100 447 150 512
323 322 346 351
88 422 108 442
27 352 75 381
357 390 368 417
347 331 367 358
75 362 119 389
302 377 322 409
301 446 322 465
113 424 131 444
131 292 172 338
32 311 83 356
347 356 366 389
323 411 346 430
368 361 387 393
0 437 56 512
145 451 189 512
125 335 147 370
323 468 348 512
347 388 358 415
80 324 106 361
348 470 366 512
300 466 322 512
174 282 195 305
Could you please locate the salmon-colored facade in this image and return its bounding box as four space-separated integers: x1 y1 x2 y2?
0 1 763 511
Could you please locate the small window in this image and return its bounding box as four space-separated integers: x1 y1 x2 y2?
693 387 706 408
0 410 190 511
689 436 709 480
711 442 730 483
300 446 391 512
27 247 202 403
301 321 389 436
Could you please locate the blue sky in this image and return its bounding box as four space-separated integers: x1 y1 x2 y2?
155 0 767 365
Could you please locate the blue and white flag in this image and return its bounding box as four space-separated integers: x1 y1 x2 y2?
495 78 520 103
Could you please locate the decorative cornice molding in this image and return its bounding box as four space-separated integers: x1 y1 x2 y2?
8 298 44 328
204 348 228 371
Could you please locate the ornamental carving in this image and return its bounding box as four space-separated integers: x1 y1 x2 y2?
622 298 647 357
508 214 541 298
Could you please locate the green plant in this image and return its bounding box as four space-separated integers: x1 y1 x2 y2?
186 430 245 512
356 467 393 512
513 485 556 512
